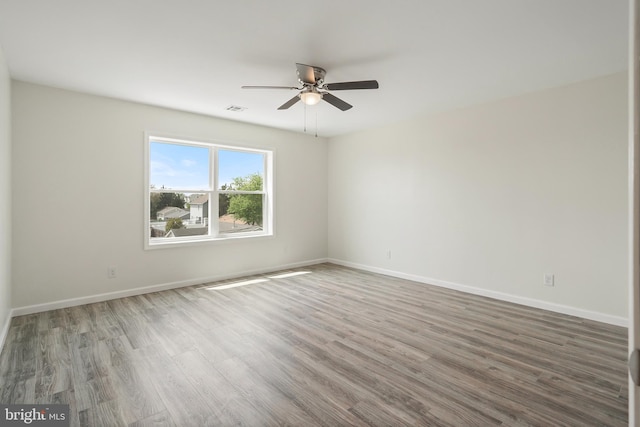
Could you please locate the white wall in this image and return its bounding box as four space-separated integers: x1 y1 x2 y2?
9 72 629 324
0 45 11 342
328 72 628 323
11 82 328 309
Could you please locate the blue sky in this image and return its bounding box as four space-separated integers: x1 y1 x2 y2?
150 141 264 190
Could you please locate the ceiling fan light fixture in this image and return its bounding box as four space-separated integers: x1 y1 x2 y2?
242 63 377 111
300 91 322 106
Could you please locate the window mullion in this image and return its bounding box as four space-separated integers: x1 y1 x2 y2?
264 151 271 234
211 147 219 237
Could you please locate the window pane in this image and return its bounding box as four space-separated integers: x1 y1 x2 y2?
146 135 272 247
150 141 210 190
219 194 263 234
218 150 264 190
150 192 209 239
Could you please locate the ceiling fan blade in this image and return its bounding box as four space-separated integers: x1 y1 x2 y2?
324 80 379 91
322 93 353 111
296 63 316 85
277 95 301 110
242 85 300 90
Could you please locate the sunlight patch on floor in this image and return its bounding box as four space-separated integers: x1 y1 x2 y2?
268 271 311 279
205 271 311 291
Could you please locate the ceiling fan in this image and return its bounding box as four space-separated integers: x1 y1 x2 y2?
242 63 379 111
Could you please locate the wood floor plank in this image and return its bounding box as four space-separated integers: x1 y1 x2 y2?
68 333 116 412
240 349 369 427
106 298 159 350
100 337 166 425
0 374 35 404
173 349 267 426
80 398 130 427
134 345 221 427
216 355 322 426
35 327 72 397
128 410 176 427
82 302 125 341
0 263 629 426
45 389 81 427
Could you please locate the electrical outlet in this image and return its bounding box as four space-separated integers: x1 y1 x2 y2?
543 274 554 287
386 250 392 259
108 266 117 279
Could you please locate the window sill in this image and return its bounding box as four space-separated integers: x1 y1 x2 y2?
144 231 274 250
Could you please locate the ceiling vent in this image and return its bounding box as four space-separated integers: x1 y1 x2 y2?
226 105 247 112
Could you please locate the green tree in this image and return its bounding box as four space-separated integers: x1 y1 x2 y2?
165 217 184 233
150 192 186 219
227 173 263 226
219 185 231 216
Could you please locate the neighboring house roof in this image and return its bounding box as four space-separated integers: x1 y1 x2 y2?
221 225 262 234
165 227 208 238
157 206 190 219
190 194 209 205
157 206 181 214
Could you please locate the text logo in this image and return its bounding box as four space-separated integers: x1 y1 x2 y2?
1 405 69 426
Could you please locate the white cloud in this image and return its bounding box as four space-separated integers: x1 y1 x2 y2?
150 160 179 177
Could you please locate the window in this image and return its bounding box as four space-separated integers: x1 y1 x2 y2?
145 135 273 248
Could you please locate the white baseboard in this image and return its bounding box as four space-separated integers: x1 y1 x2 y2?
327 258 628 327
0 308 13 353
11 258 328 317
9 257 627 328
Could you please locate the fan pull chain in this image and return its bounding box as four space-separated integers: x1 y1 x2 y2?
302 104 318 137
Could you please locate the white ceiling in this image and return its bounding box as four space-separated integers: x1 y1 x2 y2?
0 0 629 137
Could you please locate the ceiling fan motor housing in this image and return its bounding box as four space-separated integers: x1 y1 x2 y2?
297 65 326 86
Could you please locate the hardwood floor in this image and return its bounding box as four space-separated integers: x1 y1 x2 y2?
0 263 629 426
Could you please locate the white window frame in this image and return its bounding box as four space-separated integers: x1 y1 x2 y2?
144 134 274 249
